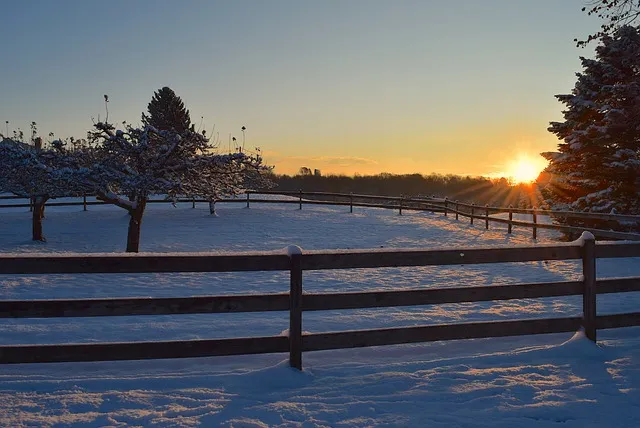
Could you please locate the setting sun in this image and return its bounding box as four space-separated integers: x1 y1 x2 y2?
505 155 548 184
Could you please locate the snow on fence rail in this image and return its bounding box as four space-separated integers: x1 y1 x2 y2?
0 234 639 369
2 191 640 241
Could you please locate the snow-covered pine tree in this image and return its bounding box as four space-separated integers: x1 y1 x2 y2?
544 25 640 215
83 122 270 252
141 87 191 133
0 138 87 241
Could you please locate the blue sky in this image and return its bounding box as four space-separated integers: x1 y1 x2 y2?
0 0 600 177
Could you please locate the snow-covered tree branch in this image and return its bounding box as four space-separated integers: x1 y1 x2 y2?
82 121 271 252
0 138 87 241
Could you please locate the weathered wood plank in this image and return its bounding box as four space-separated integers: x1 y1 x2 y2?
0 253 291 274
0 336 289 364
302 317 582 351
296 200 352 206
596 312 640 329
248 190 301 196
351 202 399 210
254 190 385 201
596 242 640 258
289 252 303 370
0 294 290 318
533 223 640 240
432 199 640 223
301 244 581 270
3 277 632 321
285 199 444 212
9 240 638 276
444 213 640 241
582 234 597 341
239 199 299 204
473 206 640 222
4 191 640 224
343 193 402 201
597 277 640 294
543 210 640 222
302 281 583 311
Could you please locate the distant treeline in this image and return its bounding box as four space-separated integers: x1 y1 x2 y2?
266 173 539 208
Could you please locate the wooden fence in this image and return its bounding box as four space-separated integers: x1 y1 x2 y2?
247 191 640 241
3 191 640 241
1 233 639 369
421 196 640 241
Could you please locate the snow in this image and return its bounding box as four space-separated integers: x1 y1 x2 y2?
286 245 302 257
103 191 137 210
577 231 596 246
0 200 639 427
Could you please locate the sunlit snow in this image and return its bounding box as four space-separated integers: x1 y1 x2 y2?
0 198 638 427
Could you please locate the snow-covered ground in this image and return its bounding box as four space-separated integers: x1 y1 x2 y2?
0 200 639 427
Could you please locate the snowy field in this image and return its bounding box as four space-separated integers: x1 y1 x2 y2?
0 199 639 427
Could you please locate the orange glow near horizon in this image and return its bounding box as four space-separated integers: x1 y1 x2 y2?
502 155 548 184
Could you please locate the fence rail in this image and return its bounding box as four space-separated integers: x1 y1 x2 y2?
1 234 640 368
2 190 639 241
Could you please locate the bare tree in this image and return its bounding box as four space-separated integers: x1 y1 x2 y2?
0 138 87 241
577 0 640 46
80 122 270 252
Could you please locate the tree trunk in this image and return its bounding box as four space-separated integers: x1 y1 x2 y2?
32 197 48 241
126 199 147 253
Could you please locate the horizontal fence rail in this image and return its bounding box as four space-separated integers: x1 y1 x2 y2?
0 337 290 364
1 235 640 368
300 244 582 270
2 190 639 241
0 252 291 274
301 281 586 311
0 294 291 318
302 317 586 352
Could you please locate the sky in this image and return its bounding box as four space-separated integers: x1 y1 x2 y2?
0 0 601 178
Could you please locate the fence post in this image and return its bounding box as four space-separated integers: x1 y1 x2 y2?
288 246 303 370
532 207 537 240
470 204 474 225
350 192 353 214
508 205 513 234
83 193 87 211
444 197 448 217
246 192 250 208
455 200 459 221
299 189 302 210
485 204 489 230
581 232 596 342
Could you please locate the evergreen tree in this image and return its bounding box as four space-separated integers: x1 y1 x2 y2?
141 87 192 133
543 25 640 214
